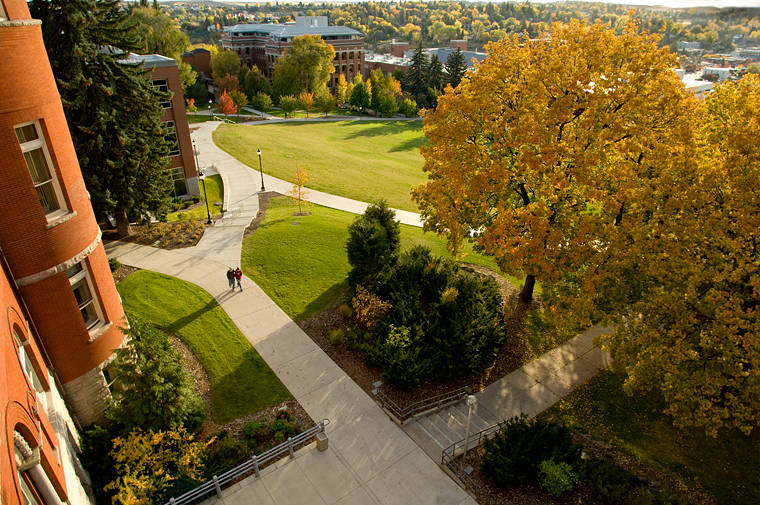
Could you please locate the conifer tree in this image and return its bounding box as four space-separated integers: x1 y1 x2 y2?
31 0 172 236
445 48 467 88
403 43 431 107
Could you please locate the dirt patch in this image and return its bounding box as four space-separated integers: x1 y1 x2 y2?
112 265 139 284
102 220 206 249
169 335 213 429
244 191 280 237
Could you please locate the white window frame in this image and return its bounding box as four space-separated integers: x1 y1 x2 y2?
15 121 68 222
151 79 171 108
164 121 180 156
67 261 105 332
12 328 50 413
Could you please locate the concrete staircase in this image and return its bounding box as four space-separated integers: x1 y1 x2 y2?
403 400 498 462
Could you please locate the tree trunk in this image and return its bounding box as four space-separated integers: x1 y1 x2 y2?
519 274 536 303
116 208 132 237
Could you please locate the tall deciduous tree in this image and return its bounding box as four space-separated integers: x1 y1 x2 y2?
31 0 173 236
130 6 189 59
445 48 467 88
278 94 299 117
602 75 760 436
412 20 693 303
336 74 349 106
211 49 242 83
272 34 335 99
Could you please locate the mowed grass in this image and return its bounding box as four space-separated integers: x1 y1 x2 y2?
117 270 292 423
213 121 426 211
241 196 510 323
542 370 760 505
166 174 224 221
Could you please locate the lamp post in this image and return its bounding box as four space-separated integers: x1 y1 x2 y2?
208 99 213 115
257 148 265 192
198 170 212 225
463 395 477 458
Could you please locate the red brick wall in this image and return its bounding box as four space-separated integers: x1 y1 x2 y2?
152 64 197 181
1 264 69 505
0 7 125 385
181 50 212 78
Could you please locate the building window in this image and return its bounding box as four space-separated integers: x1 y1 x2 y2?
168 166 187 196
67 261 103 331
14 121 66 218
164 121 180 156
152 79 171 108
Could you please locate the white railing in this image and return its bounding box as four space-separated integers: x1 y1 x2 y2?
166 418 330 505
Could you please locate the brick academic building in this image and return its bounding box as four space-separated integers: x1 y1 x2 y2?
1 0 128 503
222 16 365 88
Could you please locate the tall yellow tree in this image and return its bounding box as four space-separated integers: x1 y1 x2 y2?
412 20 693 302
603 75 760 436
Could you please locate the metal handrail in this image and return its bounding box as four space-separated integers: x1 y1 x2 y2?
166 418 330 505
375 386 471 425
440 421 502 492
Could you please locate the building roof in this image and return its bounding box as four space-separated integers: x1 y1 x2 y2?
182 48 211 57
225 22 361 39
123 53 177 68
365 52 410 67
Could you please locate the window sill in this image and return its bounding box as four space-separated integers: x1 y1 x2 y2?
87 321 112 343
45 210 77 230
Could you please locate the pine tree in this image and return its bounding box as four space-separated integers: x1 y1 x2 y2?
31 0 172 236
445 48 467 88
403 43 431 107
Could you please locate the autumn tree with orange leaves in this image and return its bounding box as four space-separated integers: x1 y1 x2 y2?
412 20 693 303
218 90 237 117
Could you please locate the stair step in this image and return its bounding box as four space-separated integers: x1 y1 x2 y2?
421 413 460 447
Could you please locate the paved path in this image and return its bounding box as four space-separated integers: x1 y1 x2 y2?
105 241 474 505
404 326 612 460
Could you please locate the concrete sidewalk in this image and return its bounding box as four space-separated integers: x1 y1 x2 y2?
105 242 474 505
190 121 424 228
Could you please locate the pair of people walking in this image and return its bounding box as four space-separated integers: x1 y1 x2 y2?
226 267 243 291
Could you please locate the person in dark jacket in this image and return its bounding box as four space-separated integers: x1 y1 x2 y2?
227 267 235 290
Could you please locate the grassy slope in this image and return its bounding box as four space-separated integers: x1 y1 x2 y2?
542 370 760 505
117 271 291 423
213 121 426 211
241 196 510 323
167 174 224 221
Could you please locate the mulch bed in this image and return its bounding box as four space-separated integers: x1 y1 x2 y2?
244 191 281 238
102 219 207 249
111 265 139 283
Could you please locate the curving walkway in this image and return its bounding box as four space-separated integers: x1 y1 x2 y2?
104 121 611 505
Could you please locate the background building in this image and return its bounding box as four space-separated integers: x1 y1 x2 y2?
222 16 365 88
126 53 200 197
1 0 128 502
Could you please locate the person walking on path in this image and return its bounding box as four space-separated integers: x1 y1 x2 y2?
226 267 235 290
234 267 243 291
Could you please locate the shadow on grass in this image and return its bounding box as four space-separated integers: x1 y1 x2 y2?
210 346 293 423
166 299 219 334
388 136 427 152
295 281 349 324
342 121 419 139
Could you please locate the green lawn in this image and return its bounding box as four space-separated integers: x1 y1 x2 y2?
117 270 292 423
167 175 224 221
542 370 760 505
213 121 426 211
241 196 511 323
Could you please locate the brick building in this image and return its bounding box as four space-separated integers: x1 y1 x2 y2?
222 16 365 89
1 0 128 502
181 47 212 78
126 54 200 197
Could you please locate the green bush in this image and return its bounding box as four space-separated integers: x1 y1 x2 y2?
270 418 301 439
582 458 635 503
329 328 346 344
538 459 578 497
346 200 400 289
336 303 353 317
399 97 418 117
378 325 431 388
481 415 581 487
108 257 122 272
204 431 249 478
